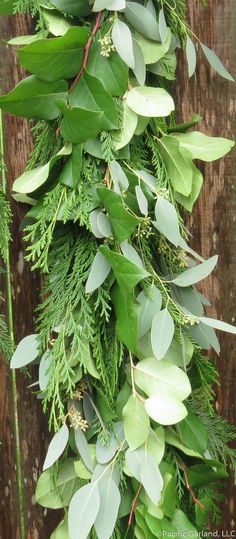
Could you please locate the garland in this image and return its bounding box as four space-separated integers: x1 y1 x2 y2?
0 1 236 538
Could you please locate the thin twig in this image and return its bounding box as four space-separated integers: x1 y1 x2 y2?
180 461 205 509
128 484 142 527
69 11 103 93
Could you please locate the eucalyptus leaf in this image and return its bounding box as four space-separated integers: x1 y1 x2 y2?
43 424 69 470
50 517 70 539
39 350 52 391
198 316 236 335
134 358 191 401
112 20 135 69
85 251 111 294
95 476 121 539
154 197 180 246
186 36 196 78
125 2 160 41
137 285 162 338
113 102 138 150
140 451 163 504
68 482 100 539
200 42 234 82
121 240 144 268
135 185 148 216
109 160 129 192
158 136 193 196
75 428 93 471
10 334 39 368
159 8 168 44
126 86 174 117
134 29 171 65
93 0 125 10
41 9 73 36
145 394 188 425
36 459 79 509
172 255 218 287
133 39 146 85
151 309 175 359
96 433 118 464
123 395 150 450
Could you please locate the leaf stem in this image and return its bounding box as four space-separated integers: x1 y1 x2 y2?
0 110 26 539
128 484 142 527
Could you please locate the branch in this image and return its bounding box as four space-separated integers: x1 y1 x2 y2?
69 11 103 93
180 461 205 510
128 484 142 527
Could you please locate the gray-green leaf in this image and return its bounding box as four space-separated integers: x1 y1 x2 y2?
112 20 135 69
85 251 112 293
126 86 174 117
123 395 150 450
95 477 121 539
154 197 180 246
10 334 39 368
151 309 174 359
68 482 100 539
43 424 69 471
172 255 218 287
200 42 234 82
186 36 196 78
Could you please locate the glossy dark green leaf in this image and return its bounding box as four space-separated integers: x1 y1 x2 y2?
101 246 150 290
97 188 139 243
87 42 129 96
51 0 92 16
0 0 15 14
158 136 193 196
0 76 68 120
69 70 119 130
58 101 103 144
178 411 208 455
112 285 140 354
18 27 89 81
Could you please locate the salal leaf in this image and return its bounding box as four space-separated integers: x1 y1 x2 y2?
43 424 69 470
85 251 111 294
58 101 103 144
18 27 89 82
36 459 79 509
178 411 208 455
10 334 39 368
198 316 236 335
186 36 196 78
174 164 203 212
121 241 144 268
126 86 174 117
165 429 203 459
133 39 146 85
135 185 148 216
101 246 149 290
93 0 125 10
134 358 191 401
112 20 135 69
0 76 68 120
123 395 150 450
145 394 188 425
113 102 138 150
158 136 193 196
87 41 129 97
51 0 91 16
112 285 140 354
109 160 129 192
95 477 121 539
154 197 180 246
75 428 93 471
125 2 160 41
159 8 168 44
151 309 174 359
39 350 52 391
175 131 235 162
141 451 163 504
96 433 118 464
13 145 71 193
68 483 100 539
171 509 198 534
200 42 234 82
97 188 139 242
69 70 119 130
137 285 162 338
172 255 218 287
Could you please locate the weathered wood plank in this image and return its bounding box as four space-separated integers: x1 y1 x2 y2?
175 0 236 530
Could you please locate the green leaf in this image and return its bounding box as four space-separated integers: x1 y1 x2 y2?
69 70 119 131
134 29 171 65
133 39 146 85
75 428 93 471
126 86 174 117
198 316 236 335
146 427 165 465
171 509 198 536
85 251 112 293
97 188 139 243
140 450 163 504
108 160 129 192
123 395 150 450
0 76 68 120
113 102 138 150
175 131 235 161
188 461 228 488
186 36 196 78
13 145 71 193
125 2 160 41
74 459 92 480
178 411 209 455
93 0 125 10
58 101 103 144
145 394 188 425
200 42 234 82
96 433 118 464
135 185 148 216
68 483 100 539
10 334 39 368
87 41 128 97
18 27 89 82
165 429 203 458
36 459 80 509
134 358 191 401
112 285 140 354
0 0 16 15
153 197 180 246
41 8 73 36
159 8 168 45
151 309 174 359
174 164 203 212
100 246 150 290
95 476 121 539
43 424 69 470
158 136 193 196
112 20 135 69
51 0 92 16
172 255 218 287
50 517 70 539
137 285 162 338
162 334 193 369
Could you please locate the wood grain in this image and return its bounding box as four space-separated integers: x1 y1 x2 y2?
175 0 236 530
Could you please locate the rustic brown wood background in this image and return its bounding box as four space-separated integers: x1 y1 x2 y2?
0 1 235 537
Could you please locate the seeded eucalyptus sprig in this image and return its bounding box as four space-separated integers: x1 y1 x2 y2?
1 0 235 537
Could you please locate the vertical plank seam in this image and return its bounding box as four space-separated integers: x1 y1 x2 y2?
0 110 27 539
